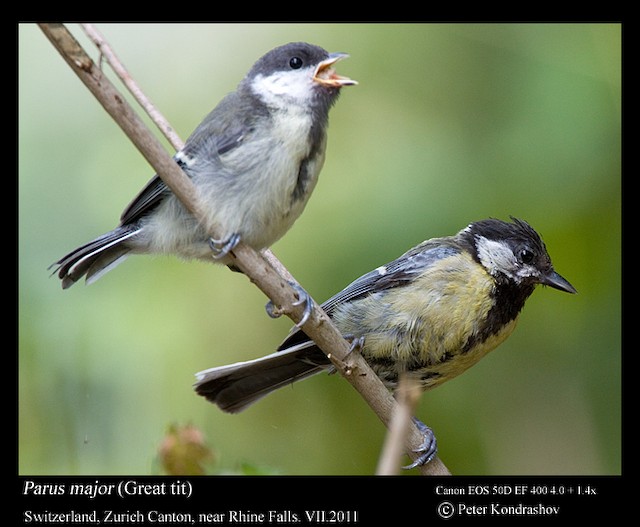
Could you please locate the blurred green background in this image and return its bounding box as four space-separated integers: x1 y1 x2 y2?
19 23 620 475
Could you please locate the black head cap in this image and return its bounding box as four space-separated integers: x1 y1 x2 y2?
246 42 331 79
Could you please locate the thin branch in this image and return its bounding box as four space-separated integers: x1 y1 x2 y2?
80 23 184 152
376 374 423 475
39 23 450 476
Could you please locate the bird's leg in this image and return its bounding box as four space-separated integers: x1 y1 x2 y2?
265 282 313 327
344 334 365 356
339 335 365 376
403 417 438 469
209 233 241 260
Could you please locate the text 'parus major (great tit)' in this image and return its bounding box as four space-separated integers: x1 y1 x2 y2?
51 42 356 289
194 217 577 467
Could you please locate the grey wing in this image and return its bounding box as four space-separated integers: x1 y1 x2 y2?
279 240 460 350
320 240 459 316
119 174 169 225
118 96 252 226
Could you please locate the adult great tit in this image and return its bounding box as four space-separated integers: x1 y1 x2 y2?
51 42 356 289
194 217 576 467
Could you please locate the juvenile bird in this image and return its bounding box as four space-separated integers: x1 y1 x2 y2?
194 217 576 467
51 42 356 290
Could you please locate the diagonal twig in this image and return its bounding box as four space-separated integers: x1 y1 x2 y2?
376 374 424 475
81 23 184 152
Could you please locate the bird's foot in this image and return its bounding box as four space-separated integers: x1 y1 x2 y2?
265 281 313 328
344 334 365 356
209 233 241 260
403 417 437 469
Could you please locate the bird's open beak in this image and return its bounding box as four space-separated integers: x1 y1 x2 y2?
541 270 577 294
313 53 358 87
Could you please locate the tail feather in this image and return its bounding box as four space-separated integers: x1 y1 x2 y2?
194 343 330 413
51 226 139 289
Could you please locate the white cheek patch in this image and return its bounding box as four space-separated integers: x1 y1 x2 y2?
475 236 518 280
475 236 539 283
251 69 315 107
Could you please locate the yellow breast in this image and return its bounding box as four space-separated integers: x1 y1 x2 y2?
339 251 520 389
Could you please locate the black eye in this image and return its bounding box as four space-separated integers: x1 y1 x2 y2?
289 56 303 69
519 248 535 265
